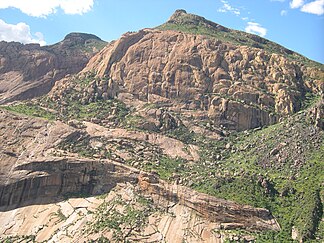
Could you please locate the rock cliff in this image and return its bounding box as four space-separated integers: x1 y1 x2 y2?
80 12 322 130
0 33 106 104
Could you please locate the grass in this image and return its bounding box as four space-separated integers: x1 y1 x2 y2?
1 235 36 242
135 106 323 242
301 92 321 110
86 194 156 241
158 13 324 70
1 102 56 120
143 156 186 180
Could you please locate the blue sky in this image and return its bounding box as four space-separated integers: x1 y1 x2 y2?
0 0 323 63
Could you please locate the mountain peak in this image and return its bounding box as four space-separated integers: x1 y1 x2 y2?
168 9 187 20
57 32 106 50
163 9 229 33
159 10 321 67
63 32 102 42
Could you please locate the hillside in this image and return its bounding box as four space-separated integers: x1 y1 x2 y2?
0 10 323 242
0 33 106 104
158 10 323 69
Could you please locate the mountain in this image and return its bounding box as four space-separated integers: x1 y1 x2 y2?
0 33 106 104
159 10 323 68
80 10 323 131
0 10 323 242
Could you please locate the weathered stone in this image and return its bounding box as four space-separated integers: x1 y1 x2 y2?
0 33 106 104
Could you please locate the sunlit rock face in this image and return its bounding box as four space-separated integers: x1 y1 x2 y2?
83 27 322 130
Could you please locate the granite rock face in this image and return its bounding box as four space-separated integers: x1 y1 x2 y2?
138 172 280 232
82 27 322 130
0 33 106 104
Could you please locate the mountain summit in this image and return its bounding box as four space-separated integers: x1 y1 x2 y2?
166 9 229 31
159 10 322 68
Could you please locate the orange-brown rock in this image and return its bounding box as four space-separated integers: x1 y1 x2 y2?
82 26 323 130
0 33 106 104
138 172 280 232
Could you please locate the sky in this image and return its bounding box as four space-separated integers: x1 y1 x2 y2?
0 0 323 63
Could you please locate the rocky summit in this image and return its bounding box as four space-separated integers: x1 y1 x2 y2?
0 10 323 242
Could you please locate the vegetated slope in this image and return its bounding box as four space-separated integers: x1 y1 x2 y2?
0 9 323 243
0 33 107 104
158 9 323 69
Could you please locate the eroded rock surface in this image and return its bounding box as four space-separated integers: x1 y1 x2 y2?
0 183 260 242
0 33 106 104
0 109 279 241
81 26 323 130
0 10 323 243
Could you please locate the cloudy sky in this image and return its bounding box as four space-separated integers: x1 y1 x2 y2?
0 0 323 63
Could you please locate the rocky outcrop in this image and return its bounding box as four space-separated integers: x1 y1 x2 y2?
0 33 106 104
0 10 323 242
0 109 280 239
0 183 261 242
48 74 119 105
81 22 323 130
0 158 139 209
138 172 280 232
309 97 324 130
83 121 199 161
0 157 279 232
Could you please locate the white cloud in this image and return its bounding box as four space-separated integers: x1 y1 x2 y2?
241 17 249 21
0 19 46 45
0 0 94 17
290 0 305 8
280 10 288 15
301 0 324 15
245 22 267 37
218 0 241 15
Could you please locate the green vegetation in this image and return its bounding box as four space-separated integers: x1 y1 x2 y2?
86 194 156 241
81 39 107 53
58 132 112 159
1 102 56 120
144 156 186 180
158 13 324 69
44 98 129 123
1 235 36 242
301 92 321 110
2 71 320 242
165 125 196 144
47 87 322 241
137 108 323 242
55 209 68 222
122 114 145 129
